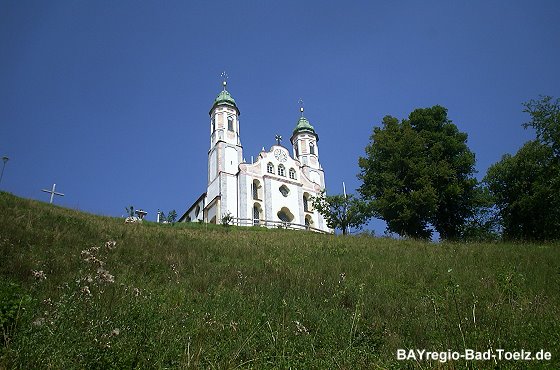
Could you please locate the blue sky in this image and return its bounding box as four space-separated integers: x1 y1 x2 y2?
1 1 559 233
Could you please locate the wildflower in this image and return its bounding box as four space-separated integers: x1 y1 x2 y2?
105 240 117 250
339 272 346 284
133 287 141 297
294 320 309 335
32 317 46 327
110 328 120 336
97 268 115 283
203 313 216 326
81 286 91 296
448 268 453 273
32 270 47 280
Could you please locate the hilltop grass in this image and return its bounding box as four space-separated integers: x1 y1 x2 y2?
0 191 559 369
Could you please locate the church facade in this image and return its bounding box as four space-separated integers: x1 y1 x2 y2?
179 81 330 233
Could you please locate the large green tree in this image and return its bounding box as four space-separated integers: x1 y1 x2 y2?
358 106 479 240
484 96 560 240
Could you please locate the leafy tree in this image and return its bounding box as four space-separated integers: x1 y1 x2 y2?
484 96 560 241
311 191 369 235
522 95 560 157
358 106 479 240
167 210 177 224
458 188 501 242
125 206 134 218
485 141 560 240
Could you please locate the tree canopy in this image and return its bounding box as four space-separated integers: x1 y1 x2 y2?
311 191 369 235
358 106 479 240
522 96 560 157
484 96 560 241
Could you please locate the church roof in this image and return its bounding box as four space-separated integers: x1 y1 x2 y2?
211 88 239 113
293 115 316 135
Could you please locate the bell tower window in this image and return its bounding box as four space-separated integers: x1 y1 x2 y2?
211 117 215 133
309 142 315 155
267 162 274 174
228 116 234 131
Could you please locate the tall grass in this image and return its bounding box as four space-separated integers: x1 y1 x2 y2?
0 191 559 368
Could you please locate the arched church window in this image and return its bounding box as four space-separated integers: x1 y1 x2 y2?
289 168 296 180
303 193 309 212
305 215 313 228
253 204 262 225
211 117 215 133
252 179 260 200
309 142 315 155
278 164 285 177
267 162 274 174
295 143 299 157
227 116 234 131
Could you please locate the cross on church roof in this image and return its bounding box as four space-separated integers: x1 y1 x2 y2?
298 98 305 116
275 134 282 145
220 71 228 90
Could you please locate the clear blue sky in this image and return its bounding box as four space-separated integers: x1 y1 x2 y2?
1 1 559 233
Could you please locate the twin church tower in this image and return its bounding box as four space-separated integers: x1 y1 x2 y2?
179 79 330 233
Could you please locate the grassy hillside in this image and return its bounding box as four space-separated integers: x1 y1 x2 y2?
0 191 559 369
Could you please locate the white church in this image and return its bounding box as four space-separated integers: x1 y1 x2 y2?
179 80 331 233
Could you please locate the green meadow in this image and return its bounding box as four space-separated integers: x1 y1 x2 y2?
1 191 558 369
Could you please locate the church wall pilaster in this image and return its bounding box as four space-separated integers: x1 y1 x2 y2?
297 186 304 226
263 177 272 221
238 173 248 220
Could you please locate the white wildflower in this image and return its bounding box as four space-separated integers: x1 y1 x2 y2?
294 320 309 335
32 270 47 280
97 268 115 283
81 286 91 296
105 240 117 250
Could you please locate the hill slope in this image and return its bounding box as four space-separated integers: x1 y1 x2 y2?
0 192 559 369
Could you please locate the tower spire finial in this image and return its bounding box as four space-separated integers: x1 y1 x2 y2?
298 98 304 117
220 71 228 91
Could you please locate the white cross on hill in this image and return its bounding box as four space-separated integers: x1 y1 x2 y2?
41 183 65 204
